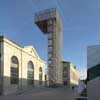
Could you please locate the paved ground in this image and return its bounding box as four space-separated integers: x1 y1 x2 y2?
0 87 78 100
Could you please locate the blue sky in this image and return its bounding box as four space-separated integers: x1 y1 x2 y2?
0 0 100 79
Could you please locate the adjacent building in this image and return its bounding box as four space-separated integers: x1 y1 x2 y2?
87 45 100 100
35 8 63 86
0 36 46 95
62 61 80 88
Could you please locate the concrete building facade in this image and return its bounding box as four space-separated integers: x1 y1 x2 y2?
0 36 46 95
35 8 62 86
62 61 80 88
87 45 100 100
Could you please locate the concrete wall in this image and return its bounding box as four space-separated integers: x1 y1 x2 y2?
87 77 100 100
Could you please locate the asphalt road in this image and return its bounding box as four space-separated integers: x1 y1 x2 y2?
0 87 76 100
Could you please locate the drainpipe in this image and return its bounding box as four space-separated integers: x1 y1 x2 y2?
21 49 22 90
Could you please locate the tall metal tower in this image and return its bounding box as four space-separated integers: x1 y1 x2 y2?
35 8 62 86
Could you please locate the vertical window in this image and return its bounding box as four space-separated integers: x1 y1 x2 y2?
47 20 53 25
48 33 52 39
11 56 19 84
48 53 52 59
39 67 43 85
48 40 52 46
27 61 34 85
48 60 52 65
48 46 53 52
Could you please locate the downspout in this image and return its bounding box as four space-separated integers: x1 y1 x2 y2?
21 49 22 90
1 37 4 95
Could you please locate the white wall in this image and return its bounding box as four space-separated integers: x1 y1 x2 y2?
3 38 46 95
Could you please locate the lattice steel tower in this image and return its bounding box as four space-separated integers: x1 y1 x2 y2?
35 8 62 86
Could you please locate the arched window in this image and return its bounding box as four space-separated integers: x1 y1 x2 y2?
27 61 34 85
39 67 43 85
10 56 19 84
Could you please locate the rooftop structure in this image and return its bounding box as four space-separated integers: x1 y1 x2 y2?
35 8 62 86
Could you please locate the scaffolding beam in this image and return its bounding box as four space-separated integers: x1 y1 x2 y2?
35 8 62 86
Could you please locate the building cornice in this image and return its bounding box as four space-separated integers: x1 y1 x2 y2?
0 36 45 64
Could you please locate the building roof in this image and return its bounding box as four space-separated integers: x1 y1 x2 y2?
0 35 45 63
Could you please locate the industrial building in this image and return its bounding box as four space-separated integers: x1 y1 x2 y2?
87 45 100 100
0 36 46 95
35 8 63 86
62 61 80 88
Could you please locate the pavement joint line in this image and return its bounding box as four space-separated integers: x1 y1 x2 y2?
19 88 61 96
